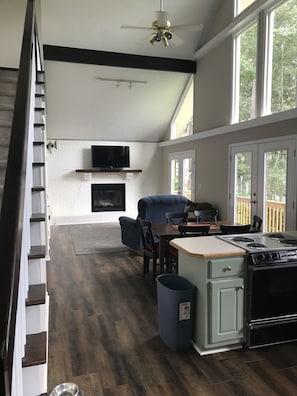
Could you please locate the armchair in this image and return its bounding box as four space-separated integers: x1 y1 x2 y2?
119 194 188 251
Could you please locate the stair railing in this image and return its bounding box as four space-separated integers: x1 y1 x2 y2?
0 1 42 394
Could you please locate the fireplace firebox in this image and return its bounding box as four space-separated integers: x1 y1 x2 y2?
91 184 125 212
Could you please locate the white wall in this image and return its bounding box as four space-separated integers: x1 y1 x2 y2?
0 0 26 68
47 139 163 224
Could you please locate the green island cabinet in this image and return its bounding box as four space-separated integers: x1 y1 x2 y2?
170 236 246 355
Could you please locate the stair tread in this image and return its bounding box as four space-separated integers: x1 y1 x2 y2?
32 186 45 192
22 332 47 368
28 245 46 259
26 284 46 306
30 213 46 222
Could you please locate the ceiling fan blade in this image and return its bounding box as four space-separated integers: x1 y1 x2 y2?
172 23 203 32
171 33 184 47
121 25 151 31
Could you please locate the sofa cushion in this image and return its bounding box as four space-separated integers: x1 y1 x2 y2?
138 194 188 224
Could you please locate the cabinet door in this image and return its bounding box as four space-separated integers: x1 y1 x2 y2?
209 278 244 344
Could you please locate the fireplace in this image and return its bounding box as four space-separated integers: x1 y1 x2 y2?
91 183 125 212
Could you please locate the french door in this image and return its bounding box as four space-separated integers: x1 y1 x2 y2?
229 138 296 232
168 150 195 200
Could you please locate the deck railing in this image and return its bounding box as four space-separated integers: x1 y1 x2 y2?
236 197 286 232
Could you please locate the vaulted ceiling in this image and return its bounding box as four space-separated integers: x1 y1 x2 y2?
41 0 220 142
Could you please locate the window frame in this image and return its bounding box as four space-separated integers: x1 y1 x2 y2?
232 19 259 123
263 0 297 116
232 0 296 125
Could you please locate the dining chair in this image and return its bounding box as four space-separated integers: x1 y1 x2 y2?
167 224 210 274
251 215 263 232
220 224 251 234
165 212 189 224
138 218 158 282
194 209 219 222
178 224 210 236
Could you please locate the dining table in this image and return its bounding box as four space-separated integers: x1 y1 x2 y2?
151 221 227 274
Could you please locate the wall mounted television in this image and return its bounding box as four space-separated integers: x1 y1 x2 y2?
91 145 130 169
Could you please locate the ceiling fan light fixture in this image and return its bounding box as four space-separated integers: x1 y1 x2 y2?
164 31 172 40
162 36 169 47
121 0 203 49
150 36 157 45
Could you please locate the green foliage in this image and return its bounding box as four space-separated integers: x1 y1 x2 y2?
271 0 297 112
236 153 252 197
238 0 297 120
236 150 287 202
264 150 287 201
239 23 257 121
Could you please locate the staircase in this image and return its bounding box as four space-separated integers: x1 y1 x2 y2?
0 65 50 395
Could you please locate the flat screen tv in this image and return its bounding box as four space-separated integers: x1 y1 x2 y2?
91 145 130 169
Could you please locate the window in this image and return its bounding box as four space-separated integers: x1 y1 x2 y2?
168 150 195 200
171 77 194 140
234 0 256 16
265 0 297 115
233 0 297 124
229 138 296 232
233 21 258 123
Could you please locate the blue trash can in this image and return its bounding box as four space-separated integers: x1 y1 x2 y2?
156 274 195 352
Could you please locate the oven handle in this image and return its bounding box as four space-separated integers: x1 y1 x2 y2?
249 261 297 270
249 315 297 329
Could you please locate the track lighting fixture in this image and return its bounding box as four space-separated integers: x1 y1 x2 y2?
95 77 147 88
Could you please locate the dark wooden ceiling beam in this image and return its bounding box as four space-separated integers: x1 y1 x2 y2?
43 45 196 74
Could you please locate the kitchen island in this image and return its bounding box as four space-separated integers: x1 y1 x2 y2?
170 235 246 355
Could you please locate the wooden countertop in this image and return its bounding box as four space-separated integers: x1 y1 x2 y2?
170 235 246 258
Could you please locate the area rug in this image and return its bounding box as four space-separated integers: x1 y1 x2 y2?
70 222 129 255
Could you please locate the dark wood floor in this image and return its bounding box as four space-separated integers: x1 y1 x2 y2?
47 225 297 396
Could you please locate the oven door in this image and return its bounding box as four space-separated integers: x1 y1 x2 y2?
246 262 297 348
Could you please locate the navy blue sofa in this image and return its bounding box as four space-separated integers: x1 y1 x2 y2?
119 194 188 250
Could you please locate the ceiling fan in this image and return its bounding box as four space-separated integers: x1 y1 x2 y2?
121 0 203 47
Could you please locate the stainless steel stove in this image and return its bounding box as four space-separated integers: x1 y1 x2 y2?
217 232 297 253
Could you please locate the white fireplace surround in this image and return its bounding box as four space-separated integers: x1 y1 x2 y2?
46 139 163 225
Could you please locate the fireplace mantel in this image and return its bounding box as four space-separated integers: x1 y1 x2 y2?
75 169 142 173
76 168 142 180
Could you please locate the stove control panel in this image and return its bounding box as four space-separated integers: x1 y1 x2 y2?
250 249 297 266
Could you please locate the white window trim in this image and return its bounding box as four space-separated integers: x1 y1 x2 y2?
232 19 259 123
262 0 292 116
168 150 196 199
160 107 297 147
228 134 297 229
